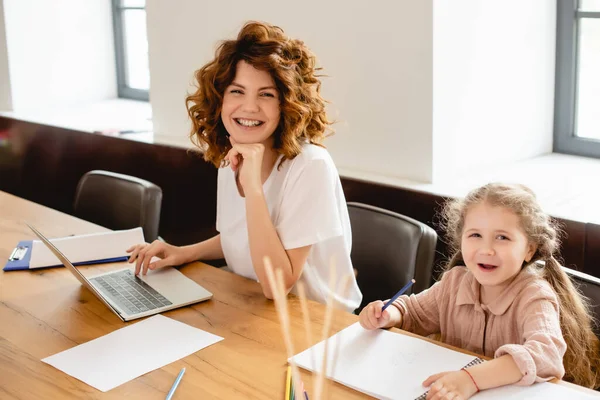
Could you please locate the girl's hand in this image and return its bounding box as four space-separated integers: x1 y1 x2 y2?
224 136 265 194
358 300 399 330
423 370 479 400
126 240 188 276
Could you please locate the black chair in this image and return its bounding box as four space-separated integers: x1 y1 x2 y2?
347 202 438 311
73 170 163 242
563 266 600 337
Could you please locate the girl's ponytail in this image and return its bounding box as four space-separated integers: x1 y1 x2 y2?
540 256 600 388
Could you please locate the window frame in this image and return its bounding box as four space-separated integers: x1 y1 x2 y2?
111 0 149 101
554 0 600 157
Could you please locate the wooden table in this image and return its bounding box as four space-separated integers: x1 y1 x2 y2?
1 191 597 399
0 191 371 399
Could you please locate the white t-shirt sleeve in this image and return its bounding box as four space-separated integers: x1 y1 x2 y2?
276 157 343 249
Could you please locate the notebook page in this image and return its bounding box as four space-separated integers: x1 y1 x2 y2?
472 381 599 399
30 227 144 268
291 322 478 400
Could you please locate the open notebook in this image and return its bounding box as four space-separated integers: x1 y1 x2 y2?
290 323 596 400
290 322 484 399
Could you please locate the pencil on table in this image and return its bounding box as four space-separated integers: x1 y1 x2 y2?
301 380 309 400
285 365 292 400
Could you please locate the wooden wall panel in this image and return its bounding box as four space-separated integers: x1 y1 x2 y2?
0 117 218 246
584 223 600 276
1 116 598 279
341 177 451 282
560 218 586 271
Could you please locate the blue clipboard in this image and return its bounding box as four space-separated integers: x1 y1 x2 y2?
3 240 129 271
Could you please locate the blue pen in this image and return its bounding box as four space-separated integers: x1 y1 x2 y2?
381 279 415 312
166 367 186 400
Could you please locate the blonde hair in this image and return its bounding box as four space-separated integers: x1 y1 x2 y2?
441 183 600 389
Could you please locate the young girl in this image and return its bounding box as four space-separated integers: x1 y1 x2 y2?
126 21 362 312
359 183 599 398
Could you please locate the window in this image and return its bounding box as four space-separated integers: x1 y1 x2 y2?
112 0 150 101
555 0 600 157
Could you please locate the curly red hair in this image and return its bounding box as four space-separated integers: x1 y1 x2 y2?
186 21 332 167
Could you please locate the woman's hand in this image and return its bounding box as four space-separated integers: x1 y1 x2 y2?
358 300 401 330
224 136 265 194
126 240 189 275
423 370 479 400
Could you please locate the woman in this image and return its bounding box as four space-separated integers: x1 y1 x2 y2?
127 21 362 312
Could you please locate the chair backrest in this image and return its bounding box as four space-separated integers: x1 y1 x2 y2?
73 170 163 242
563 267 600 336
347 202 438 311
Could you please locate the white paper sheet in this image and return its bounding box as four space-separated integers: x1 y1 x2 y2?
291 322 479 399
291 323 598 400
30 227 145 268
42 315 223 392
472 381 599 399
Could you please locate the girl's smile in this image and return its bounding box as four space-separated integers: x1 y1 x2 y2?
461 202 537 302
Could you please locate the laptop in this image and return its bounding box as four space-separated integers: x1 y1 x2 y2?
27 223 213 322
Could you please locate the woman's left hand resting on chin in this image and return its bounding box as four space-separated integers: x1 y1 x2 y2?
423 370 479 400
224 136 265 195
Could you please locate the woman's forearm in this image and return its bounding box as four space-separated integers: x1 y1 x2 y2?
244 189 294 298
182 234 224 262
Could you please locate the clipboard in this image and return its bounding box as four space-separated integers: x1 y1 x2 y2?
3 228 144 271
6 240 33 270
4 240 129 271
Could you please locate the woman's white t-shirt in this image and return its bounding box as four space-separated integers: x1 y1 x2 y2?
216 143 362 312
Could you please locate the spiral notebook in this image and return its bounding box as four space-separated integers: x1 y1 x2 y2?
291 323 487 400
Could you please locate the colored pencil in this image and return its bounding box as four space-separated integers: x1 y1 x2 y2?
381 279 416 311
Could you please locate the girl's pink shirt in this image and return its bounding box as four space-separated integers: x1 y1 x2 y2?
392 266 566 385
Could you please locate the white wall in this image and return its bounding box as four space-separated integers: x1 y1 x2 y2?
0 0 12 110
147 0 434 182
432 0 556 182
148 0 556 184
0 1 559 185
3 0 117 112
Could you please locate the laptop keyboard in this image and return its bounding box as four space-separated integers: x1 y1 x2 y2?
90 269 172 315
